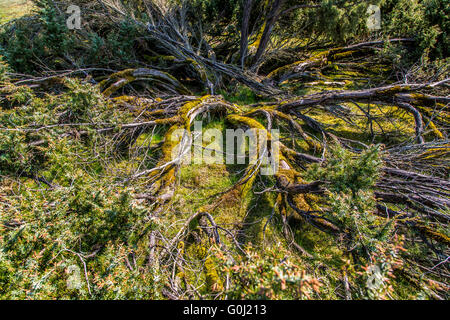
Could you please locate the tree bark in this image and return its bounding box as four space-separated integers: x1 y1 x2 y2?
252 0 285 70
240 0 253 69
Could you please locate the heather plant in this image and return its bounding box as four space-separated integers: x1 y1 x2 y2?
306 144 383 195
304 145 405 299
216 245 321 300
0 177 162 299
306 146 392 261
60 78 106 123
382 0 449 60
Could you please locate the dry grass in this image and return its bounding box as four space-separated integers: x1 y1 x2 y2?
0 0 32 23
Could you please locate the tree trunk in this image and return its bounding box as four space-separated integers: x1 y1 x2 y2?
240 0 253 69
252 0 285 70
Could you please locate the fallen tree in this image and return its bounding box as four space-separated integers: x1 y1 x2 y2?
0 0 448 300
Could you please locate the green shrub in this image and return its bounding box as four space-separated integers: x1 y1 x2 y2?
305 144 406 299
105 19 141 63
308 0 381 43
36 0 73 55
0 55 9 82
306 144 383 195
220 85 259 104
189 0 241 35
0 174 161 299
1 22 37 73
306 145 392 259
0 0 75 73
216 245 320 299
60 78 105 123
382 0 449 60
0 131 33 175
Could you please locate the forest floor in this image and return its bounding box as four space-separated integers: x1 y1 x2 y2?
0 1 448 300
